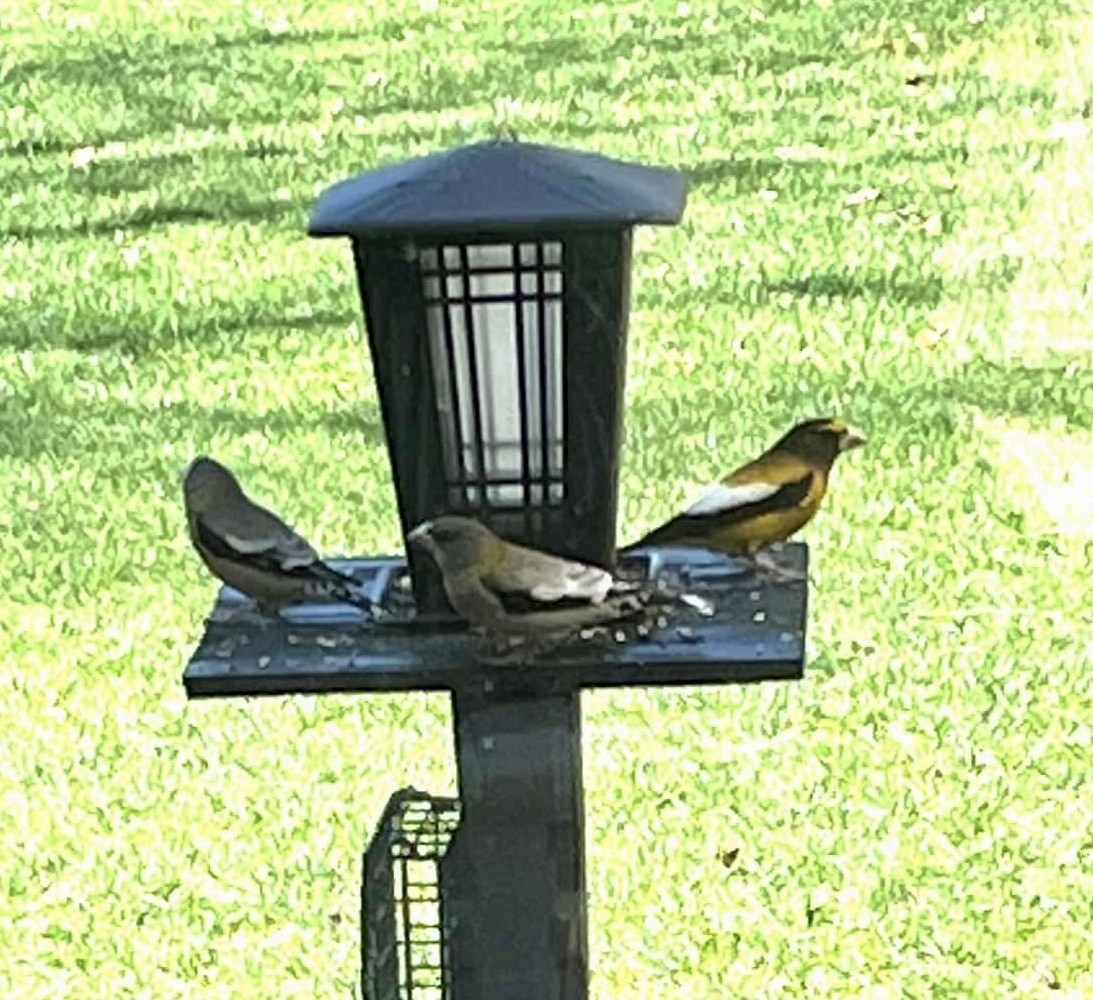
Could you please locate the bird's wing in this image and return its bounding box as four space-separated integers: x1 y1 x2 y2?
195 502 321 574
683 480 784 516
441 570 509 623
681 455 816 524
623 458 817 552
485 544 628 613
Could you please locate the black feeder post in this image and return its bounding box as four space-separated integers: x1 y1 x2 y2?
183 138 810 1000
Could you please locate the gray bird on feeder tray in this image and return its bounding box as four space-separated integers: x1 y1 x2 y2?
182 456 376 619
407 514 713 660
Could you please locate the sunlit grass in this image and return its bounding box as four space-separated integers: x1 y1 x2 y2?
2 1 1091 998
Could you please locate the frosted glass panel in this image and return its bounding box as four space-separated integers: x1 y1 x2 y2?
469 244 514 269
421 241 565 507
469 270 514 298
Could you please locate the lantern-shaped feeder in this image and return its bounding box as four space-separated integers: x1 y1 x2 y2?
183 138 810 1000
306 137 687 616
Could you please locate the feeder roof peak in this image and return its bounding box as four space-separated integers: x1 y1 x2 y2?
308 138 687 237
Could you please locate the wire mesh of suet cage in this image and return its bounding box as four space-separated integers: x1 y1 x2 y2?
361 787 461 1000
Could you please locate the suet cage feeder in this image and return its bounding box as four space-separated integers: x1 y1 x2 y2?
184 138 810 1000
362 788 460 1000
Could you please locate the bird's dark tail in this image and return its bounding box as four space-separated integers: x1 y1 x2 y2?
345 590 375 612
618 521 680 556
334 584 375 613
317 563 377 614
616 534 654 558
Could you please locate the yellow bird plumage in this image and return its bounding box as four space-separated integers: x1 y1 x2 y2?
407 515 712 655
182 456 375 617
624 418 865 574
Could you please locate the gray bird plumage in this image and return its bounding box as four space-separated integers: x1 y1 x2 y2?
406 515 712 654
182 456 374 617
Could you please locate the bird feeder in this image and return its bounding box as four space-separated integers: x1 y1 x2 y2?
184 138 810 1000
307 138 684 616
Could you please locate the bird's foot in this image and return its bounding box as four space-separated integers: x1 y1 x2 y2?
750 550 809 583
358 601 388 625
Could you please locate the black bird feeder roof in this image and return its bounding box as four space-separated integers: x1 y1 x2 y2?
307 138 688 237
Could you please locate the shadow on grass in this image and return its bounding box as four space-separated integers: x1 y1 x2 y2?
683 155 829 192
1 25 348 93
622 355 1091 460
0 394 384 464
3 15 952 243
213 306 361 337
634 254 953 312
0 299 361 355
0 26 344 160
929 359 1093 430
837 358 1092 433
504 11 859 82
2 11 864 161
64 148 296 198
69 151 209 196
769 271 947 309
1 197 306 240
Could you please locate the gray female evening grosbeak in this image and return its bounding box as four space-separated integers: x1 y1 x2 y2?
407 515 712 648
183 456 375 617
624 418 865 577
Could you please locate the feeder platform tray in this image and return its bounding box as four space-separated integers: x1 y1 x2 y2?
183 544 809 698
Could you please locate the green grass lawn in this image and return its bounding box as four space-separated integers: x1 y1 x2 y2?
2 0 1091 996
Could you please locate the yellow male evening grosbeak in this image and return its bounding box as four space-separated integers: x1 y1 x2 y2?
623 418 865 577
183 456 375 618
407 514 712 654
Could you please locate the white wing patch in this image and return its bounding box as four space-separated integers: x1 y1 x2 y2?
224 531 317 569
529 563 616 604
222 532 277 555
277 548 319 570
683 481 781 517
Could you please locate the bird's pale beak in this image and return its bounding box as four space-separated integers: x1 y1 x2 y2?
840 428 866 451
406 522 433 546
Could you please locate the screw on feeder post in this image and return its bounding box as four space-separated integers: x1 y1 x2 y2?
308 139 687 1000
